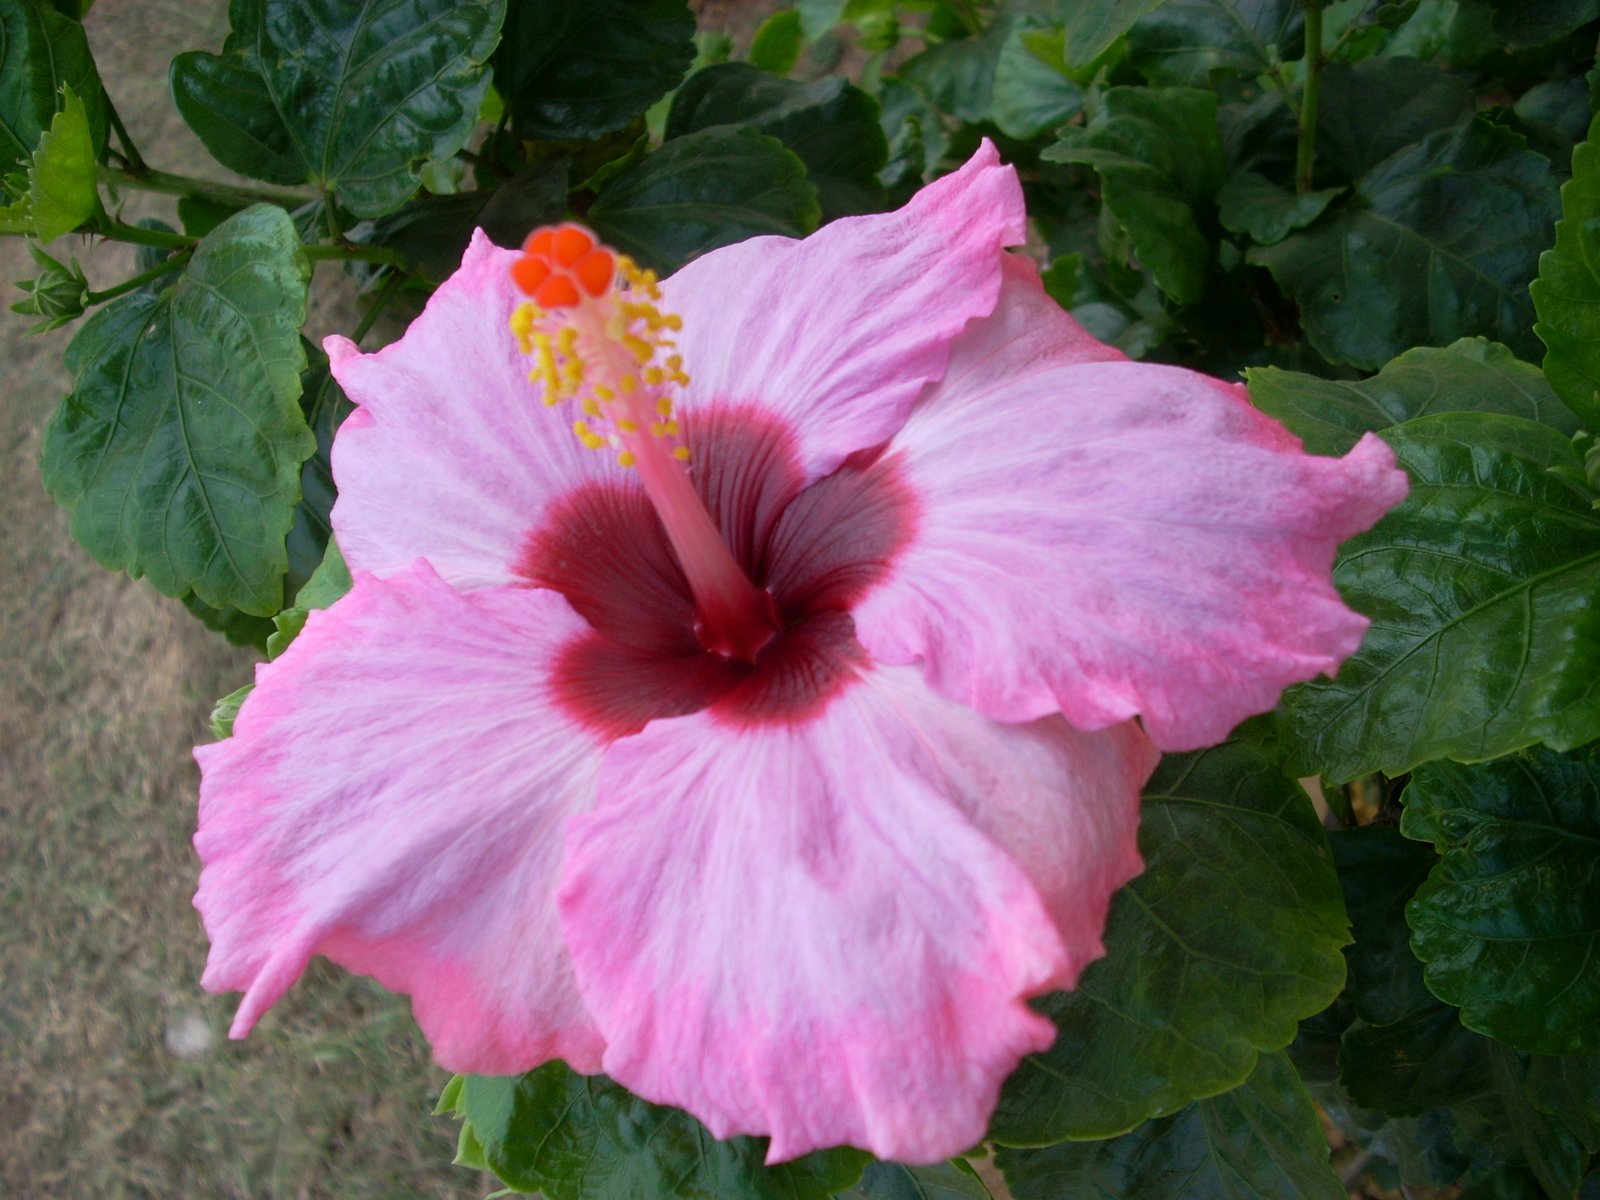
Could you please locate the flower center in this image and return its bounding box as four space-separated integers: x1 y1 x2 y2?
509 224 779 663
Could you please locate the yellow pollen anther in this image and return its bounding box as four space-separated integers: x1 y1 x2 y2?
509 228 692 465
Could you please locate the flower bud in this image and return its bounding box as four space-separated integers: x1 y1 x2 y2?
11 241 89 333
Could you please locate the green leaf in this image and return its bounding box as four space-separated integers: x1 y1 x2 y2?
587 125 818 274
1059 0 1166 68
749 8 803 74
358 160 568 283
1528 1054 1600 1153
208 683 254 739
1252 117 1561 369
182 591 276 650
0 0 105 172
1126 0 1303 88
1532 112 1600 429
170 0 503 218
283 350 352 601
665 62 885 221
1491 0 1600 49
41 204 315 616
1316 58 1473 183
265 536 350 659
1331 827 1436 1027
454 1064 868 1199
989 23 1085 142
1215 170 1341 246
838 1160 992 1200
0 82 96 238
996 1052 1344 1200
1402 748 1600 1055
1245 337 1581 457
494 0 694 140
1043 86 1224 305
990 742 1348 1145
1275 412 1600 783
1339 1000 1490 1117
895 17 1081 142
1455 1041 1588 1200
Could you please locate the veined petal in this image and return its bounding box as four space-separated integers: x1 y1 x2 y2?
194 563 605 1074
854 257 1409 749
327 232 612 589
557 664 1155 1163
661 141 1026 485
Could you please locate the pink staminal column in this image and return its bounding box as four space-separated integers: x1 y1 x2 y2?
510 224 779 663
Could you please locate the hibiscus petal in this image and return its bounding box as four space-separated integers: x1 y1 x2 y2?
557 664 1155 1163
326 231 611 588
661 141 1026 485
853 256 1409 750
194 563 606 1074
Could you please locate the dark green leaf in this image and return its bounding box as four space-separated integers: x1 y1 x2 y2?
1276 413 1600 783
1339 1001 1491 1117
1528 1054 1600 1153
996 1052 1344 1200
454 1064 867 1199
1126 0 1303 88
1455 1041 1588 1200
0 0 104 172
283 350 353 601
1059 0 1165 68
1043 86 1224 305
357 160 567 282
1253 117 1560 368
897 26 1000 125
991 743 1347 1145
1316 59 1473 183
1331 827 1436 1027
749 8 803 74
989 24 1085 142
170 0 502 218
41 204 314 615
1215 170 1340 246
1532 112 1600 429
587 125 818 274
1245 338 1581 457
182 592 276 651
1491 0 1599 49
666 63 885 220
838 1160 992 1200
494 0 694 140
1403 748 1600 1055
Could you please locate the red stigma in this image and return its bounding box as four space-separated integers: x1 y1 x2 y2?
512 223 615 309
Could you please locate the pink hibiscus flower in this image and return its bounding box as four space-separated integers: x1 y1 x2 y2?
193 143 1406 1164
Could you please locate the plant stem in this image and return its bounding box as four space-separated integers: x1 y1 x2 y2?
352 270 403 344
301 243 404 267
102 96 146 174
1296 1 1325 193
85 250 192 304
100 165 315 211
98 220 196 250
323 189 343 243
